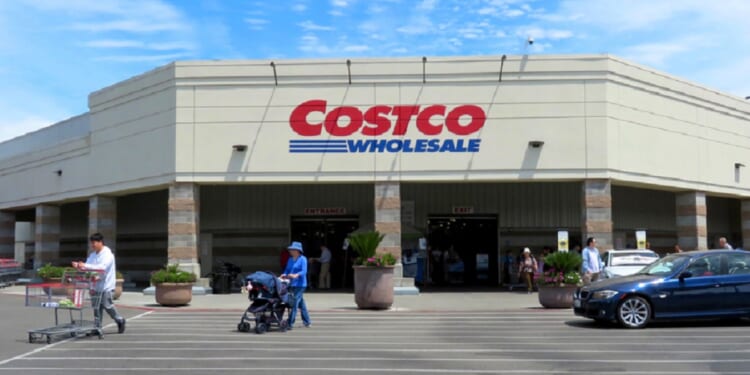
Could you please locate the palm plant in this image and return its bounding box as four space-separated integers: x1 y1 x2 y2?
348 231 394 266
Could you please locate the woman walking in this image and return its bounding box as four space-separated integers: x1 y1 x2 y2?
281 241 312 329
518 247 538 294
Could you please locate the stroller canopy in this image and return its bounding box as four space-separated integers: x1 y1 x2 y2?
245 271 287 299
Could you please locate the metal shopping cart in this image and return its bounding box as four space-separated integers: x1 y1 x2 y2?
0 258 23 288
26 270 104 344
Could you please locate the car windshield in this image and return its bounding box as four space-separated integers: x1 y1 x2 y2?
637 254 690 276
610 252 659 266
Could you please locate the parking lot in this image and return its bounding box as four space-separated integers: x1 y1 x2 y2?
0 290 748 375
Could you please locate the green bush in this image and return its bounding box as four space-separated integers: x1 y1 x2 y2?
37 264 75 279
544 251 583 274
348 231 385 265
151 264 197 285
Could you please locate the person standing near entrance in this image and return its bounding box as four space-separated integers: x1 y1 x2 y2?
719 237 733 250
71 233 126 334
581 237 603 285
318 244 332 289
518 248 537 294
281 241 311 329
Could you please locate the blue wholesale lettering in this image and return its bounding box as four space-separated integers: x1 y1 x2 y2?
291 139 481 153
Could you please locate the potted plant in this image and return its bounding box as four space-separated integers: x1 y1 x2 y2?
536 251 583 308
37 264 76 296
349 231 397 310
151 264 196 306
113 271 124 300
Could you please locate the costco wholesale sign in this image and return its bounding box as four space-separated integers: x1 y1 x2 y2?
288 100 486 153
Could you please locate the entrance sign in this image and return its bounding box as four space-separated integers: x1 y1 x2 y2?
636 230 647 249
289 100 485 154
303 207 347 215
557 231 569 252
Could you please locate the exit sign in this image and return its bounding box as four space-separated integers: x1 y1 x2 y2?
452 206 474 214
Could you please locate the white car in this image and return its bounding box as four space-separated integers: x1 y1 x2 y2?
601 249 659 279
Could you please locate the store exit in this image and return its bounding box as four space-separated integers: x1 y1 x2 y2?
426 216 498 287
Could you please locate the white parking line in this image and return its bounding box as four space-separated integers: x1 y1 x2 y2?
0 311 151 367
42 347 750 354
2 368 749 374
67 332 750 339
16 357 750 363
63 340 750 346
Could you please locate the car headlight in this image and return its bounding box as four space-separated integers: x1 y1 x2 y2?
591 290 619 299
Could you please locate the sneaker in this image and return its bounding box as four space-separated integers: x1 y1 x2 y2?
304 323 311 328
117 318 126 334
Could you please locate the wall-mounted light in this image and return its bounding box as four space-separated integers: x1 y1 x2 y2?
54 169 62 176
735 162 745 169
528 140 545 148
232 144 247 152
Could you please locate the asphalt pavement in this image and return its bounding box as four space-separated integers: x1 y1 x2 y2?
1 291 749 374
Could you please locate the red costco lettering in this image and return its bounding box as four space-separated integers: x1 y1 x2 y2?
289 100 485 137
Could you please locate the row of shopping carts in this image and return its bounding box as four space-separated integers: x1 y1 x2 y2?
25 270 104 344
0 258 23 288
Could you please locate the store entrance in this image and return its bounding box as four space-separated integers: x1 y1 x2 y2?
290 217 359 290
427 215 498 287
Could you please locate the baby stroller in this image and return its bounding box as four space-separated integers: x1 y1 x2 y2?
237 271 290 334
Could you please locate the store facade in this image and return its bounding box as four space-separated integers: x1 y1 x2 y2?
1 54 749 288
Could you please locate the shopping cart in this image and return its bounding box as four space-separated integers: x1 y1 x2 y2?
0 258 22 288
26 270 104 344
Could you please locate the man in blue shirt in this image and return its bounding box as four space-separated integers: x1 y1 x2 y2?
581 237 603 285
281 241 311 329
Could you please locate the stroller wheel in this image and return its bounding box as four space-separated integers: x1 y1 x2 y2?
279 320 289 332
237 322 251 332
255 322 268 334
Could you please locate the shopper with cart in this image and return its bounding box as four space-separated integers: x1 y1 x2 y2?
72 233 126 334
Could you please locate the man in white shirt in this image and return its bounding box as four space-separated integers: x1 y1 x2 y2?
581 237 603 285
719 237 733 250
72 233 125 333
318 244 332 289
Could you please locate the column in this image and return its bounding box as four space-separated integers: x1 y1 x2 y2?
89 196 117 250
676 192 708 250
0 211 14 257
35 205 60 268
742 200 750 249
168 183 201 277
374 181 401 261
582 179 613 251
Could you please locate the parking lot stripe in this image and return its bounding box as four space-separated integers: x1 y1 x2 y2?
42 347 750 354
0 310 152 367
16 357 750 363
4 368 750 374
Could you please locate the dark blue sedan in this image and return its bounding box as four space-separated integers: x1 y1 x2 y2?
574 250 750 328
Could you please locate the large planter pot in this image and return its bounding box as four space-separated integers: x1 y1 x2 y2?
113 279 124 300
538 285 578 308
154 283 193 306
353 266 394 310
42 278 71 296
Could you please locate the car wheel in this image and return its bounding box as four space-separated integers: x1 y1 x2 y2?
617 296 651 329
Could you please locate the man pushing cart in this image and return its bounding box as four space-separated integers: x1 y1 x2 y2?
71 233 126 334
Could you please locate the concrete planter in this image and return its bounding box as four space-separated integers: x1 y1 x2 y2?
154 283 193 306
353 266 394 310
113 279 124 300
538 285 578 308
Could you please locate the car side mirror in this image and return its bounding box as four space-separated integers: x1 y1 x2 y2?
679 271 693 281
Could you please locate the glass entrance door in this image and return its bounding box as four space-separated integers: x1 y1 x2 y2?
290 217 359 289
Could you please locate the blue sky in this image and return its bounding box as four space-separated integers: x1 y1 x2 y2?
1 0 749 142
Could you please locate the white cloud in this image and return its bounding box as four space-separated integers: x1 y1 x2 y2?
245 18 268 30
331 0 350 7
418 0 438 11
298 21 334 31
70 20 186 33
620 41 692 67
292 3 307 12
329 9 344 16
0 116 57 143
83 40 143 48
93 53 190 63
396 16 433 35
516 27 574 40
504 9 524 17
343 45 370 52
299 35 332 54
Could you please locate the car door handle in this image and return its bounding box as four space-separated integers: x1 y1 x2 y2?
715 284 721 288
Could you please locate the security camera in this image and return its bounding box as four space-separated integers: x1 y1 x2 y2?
527 36 534 45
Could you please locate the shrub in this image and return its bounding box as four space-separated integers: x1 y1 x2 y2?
37 264 75 279
151 264 197 285
536 251 583 287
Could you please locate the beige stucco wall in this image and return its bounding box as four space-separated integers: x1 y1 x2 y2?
1 54 750 210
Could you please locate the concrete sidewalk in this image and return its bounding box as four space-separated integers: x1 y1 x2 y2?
1 286 550 312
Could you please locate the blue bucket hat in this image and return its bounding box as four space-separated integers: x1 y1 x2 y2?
287 241 304 253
